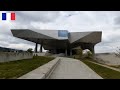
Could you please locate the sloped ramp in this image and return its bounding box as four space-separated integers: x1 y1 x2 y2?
49 57 102 79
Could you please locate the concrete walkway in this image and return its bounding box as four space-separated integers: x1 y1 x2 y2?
49 57 102 79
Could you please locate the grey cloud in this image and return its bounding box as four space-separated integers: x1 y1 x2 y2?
15 11 61 24
113 12 120 25
0 23 33 45
114 16 120 25
0 26 12 36
0 34 34 45
95 45 114 53
0 25 35 50
0 42 9 47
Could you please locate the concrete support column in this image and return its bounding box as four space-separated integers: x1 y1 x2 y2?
35 43 38 53
88 44 95 54
54 49 57 54
91 45 95 54
65 49 67 56
70 49 72 56
40 44 43 53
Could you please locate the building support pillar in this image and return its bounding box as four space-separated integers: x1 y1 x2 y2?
40 41 43 53
40 44 43 53
87 44 95 54
65 49 67 56
70 49 72 56
35 43 38 53
91 44 95 54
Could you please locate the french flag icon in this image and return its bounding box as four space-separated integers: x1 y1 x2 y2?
2 12 16 20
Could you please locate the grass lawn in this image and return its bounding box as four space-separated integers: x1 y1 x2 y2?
0 56 54 79
82 59 120 79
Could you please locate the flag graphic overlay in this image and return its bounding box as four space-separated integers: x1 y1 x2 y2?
11 13 15 20
2 12 16 21
2 13 6 20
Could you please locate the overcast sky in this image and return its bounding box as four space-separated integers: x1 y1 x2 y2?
0 11 120 53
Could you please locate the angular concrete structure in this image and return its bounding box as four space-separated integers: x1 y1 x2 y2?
11 29 102 56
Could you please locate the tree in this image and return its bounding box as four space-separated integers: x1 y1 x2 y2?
27 48 33 53
115 47 120 57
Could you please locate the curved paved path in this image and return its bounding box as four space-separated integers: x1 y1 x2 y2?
49 57 102 79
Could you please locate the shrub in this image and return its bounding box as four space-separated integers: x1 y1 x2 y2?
82 49 93 59
87 51 93 59
74 48 83 59
27 48 33 53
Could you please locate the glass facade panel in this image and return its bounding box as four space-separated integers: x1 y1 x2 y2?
58 30 68 37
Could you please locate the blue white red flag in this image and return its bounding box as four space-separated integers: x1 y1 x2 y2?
2 12 16 20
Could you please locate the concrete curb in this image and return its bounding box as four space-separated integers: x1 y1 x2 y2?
18 58 60 79
88 60 120 72
45 58 61 79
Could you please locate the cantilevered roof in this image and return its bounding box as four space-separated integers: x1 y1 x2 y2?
69 31 102 44
11 29 102 50
69 32 92 43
